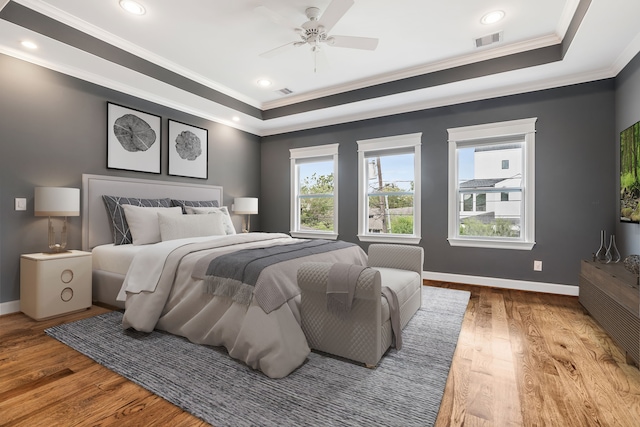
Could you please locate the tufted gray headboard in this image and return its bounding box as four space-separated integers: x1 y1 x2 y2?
82 174 223 250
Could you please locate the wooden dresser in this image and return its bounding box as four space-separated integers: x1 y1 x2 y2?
579 260 639 366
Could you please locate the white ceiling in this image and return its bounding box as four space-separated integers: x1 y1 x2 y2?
1 0 640 136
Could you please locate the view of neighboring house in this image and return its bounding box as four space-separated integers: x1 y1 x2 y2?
459 144 523 232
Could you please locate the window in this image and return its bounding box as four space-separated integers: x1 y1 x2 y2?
357 133 421 244
290 144 339 239
447 118 536 250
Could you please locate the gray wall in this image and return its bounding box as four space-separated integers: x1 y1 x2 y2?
615 52 640 256
0 53 261 303
4 48 634 303
261 79 617 287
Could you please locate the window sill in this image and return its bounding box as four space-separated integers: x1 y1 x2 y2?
290 231 339 240
447 237 535 250
357 234 421 244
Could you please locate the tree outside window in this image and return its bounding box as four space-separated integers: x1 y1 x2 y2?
290 144 339 239
357 133 422 244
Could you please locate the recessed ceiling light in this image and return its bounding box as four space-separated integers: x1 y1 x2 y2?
120 0 146 15
21 40 38 49
232 116 240 122
257 79 272 88
481 10 505 25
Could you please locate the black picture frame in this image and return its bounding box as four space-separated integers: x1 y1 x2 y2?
168 119 208 179
107 102 161 174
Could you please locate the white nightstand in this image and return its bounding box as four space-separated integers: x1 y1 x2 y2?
20 250 92 320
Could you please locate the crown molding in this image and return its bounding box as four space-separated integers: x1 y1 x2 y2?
262 34 561 110
12 0 262 109
556 0 581 38
260 66 618 136
0 41 262 136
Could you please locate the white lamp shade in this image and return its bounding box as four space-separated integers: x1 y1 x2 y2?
233 197 258 214
34 187 80 217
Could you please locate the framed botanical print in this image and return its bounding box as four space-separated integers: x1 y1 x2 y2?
107 102 161 174
168 119 208 179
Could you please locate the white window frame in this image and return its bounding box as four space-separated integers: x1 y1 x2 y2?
290 144 339 240
357 133 422 244
447 118 537 250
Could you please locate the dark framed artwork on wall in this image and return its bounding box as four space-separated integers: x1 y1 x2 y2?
168 119 208 179
620 120 640 222
107 102 161 174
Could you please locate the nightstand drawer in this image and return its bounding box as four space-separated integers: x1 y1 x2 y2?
20 251 92 320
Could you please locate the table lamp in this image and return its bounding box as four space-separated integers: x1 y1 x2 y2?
34 187 80 253
233 197 258 233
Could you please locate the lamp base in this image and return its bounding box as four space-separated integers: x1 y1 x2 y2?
43 244 71 255
242 214 252 233
44 217 70 254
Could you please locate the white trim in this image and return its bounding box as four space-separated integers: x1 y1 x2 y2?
13 0 259 108
290 231 338 240
447 117 537 141
356 133 423 152
357 133 422 242
289 144 339 236
290 143 339 159
447 238 535 250
0 18 625 139
262 35 560 110
358 234 421 244
447 118 536 250
0 300 20 315
259 67 618 137
0 41 262 136
556 0 581 40
422 271 579 296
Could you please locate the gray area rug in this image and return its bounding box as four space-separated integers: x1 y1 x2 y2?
46 286 470 427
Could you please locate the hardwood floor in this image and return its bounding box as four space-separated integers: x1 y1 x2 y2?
1 283 639 426
432 281 640 427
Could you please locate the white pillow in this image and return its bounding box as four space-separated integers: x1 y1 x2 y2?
158 211 225 241
185 206 236 235
122 205 182 245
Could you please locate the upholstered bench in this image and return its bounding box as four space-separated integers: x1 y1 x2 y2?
297 244 424 367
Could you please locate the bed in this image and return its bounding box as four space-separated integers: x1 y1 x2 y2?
81 174 368 378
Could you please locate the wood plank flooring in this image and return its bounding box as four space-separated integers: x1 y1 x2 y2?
1 282 639 426
433 281 640 427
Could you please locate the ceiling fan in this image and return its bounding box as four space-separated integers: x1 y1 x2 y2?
256 0 379 67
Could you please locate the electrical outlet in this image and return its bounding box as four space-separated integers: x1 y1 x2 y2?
15 198 27 211
533 260 543 271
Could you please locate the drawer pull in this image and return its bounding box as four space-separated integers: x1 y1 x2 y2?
61 287 74 302
61 269 74 284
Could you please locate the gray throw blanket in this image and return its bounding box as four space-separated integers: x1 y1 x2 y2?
201 239 356 306
327 263 368 315
381 286 402 350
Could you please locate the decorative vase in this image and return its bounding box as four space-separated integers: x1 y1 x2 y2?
595 230 612 263
606 234 621 263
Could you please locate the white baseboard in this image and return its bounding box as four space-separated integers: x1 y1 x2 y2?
0 273 577 316
0 300 21 316
422 271 579 296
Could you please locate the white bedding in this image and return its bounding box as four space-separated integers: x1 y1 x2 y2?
117 234 234 300
92 243 145 275
120 233 369 378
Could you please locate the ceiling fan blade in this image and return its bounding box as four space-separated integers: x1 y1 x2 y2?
255 5 304 33
259 41 298 58
318 0 354 33
327 35 379 51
